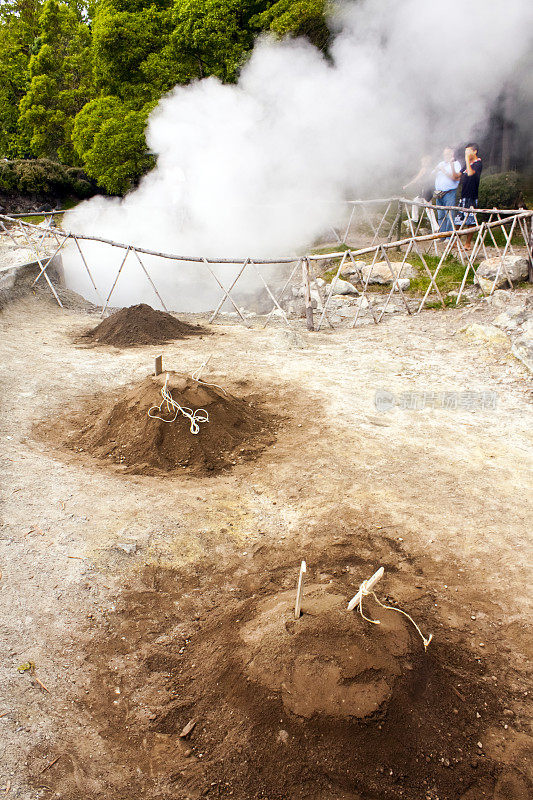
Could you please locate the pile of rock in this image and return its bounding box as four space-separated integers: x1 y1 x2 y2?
492 295 533 372
475 255 529 293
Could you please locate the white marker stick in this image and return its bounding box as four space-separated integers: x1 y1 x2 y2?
294 560 307 619
347 566 384 611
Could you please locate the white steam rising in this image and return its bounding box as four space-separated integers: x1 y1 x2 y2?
64 0 533 311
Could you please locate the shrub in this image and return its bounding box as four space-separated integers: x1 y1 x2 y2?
478 171 524 210
65 167 93 198
0 158 94 198
0 161 18 191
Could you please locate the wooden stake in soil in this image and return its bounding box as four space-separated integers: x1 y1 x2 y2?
301 259 314 331
347 567 384 611
294 560 307 619
154 355 163 376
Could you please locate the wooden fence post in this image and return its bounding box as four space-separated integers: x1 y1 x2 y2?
529 215 533 283
302 258 314 331
396 200 403 252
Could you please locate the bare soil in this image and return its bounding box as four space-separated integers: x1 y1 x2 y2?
0 289 532 800
37 372 277 477
82 303 208 347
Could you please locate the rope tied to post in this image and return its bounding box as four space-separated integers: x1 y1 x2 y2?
148 373 209 434
190 356 226 395
348 567 433 651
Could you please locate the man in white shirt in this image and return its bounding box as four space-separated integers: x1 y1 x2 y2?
434 147 462 233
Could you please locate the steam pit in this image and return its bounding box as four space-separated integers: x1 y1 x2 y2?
240 584 413 719
82 303 208 347
42 371 277 476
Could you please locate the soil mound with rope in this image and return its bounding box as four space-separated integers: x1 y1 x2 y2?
62 371 276 476
239 583 412 719
83 303 207 347
72 545 502 800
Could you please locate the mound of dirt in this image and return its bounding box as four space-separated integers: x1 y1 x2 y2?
70 546 502 800
83 303 207 347
239 583 412 719
61 371 276 475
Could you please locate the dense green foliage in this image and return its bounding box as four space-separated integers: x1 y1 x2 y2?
0 0 329 194
478 171 524 210
0 157 93 196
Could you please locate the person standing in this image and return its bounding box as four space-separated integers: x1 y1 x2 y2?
434 147 462 233
456 143 483 250
403 155 438 230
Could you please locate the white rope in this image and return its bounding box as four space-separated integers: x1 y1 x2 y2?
190 356 226 395
148 373 208 434
357 579 433 651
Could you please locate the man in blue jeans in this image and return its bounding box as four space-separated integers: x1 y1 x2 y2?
434 147 462 233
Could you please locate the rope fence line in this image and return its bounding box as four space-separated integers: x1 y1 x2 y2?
1 199 531 331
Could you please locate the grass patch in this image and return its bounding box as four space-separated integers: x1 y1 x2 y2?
310 242 350 256
486 225 525 248
18 197 81 227
406 253 474 295
322 252 475 302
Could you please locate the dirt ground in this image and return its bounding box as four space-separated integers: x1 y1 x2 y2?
0 288 532 800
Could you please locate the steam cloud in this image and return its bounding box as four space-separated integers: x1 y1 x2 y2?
64 0 533 311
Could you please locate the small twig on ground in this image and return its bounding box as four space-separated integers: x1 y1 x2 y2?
24 527 44 537
67 555 84 560
41 756 60 774
0 712 9 718
18 662 50 693
33 674 50 693
452 685 466 702
2 781 11 794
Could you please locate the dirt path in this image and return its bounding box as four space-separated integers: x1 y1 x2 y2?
0 292 531 799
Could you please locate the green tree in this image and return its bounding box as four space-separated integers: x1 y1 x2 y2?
92 0 176 103
0 1 43 156
72 96 155 193
18 0 93 161
169 0 257 83
252 0 330 50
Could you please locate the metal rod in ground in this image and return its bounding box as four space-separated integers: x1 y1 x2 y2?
294 560 307 619
347 567 384 611
154 355 163 376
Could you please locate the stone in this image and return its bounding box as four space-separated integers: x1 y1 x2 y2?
493 297 532 333
310 289 323 308
325 278 358 295
340 259 366 278
361 260 417 285
462 323 510 344
394 278 411 291
512 336 533 373
493 308 524 331
475 255 529 292
115 542 137 555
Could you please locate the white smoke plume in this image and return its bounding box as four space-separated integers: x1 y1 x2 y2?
63 0 533 311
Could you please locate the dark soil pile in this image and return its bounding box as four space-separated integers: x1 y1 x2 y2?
68 541 505 800
62 371 276 475
83 303 207 347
